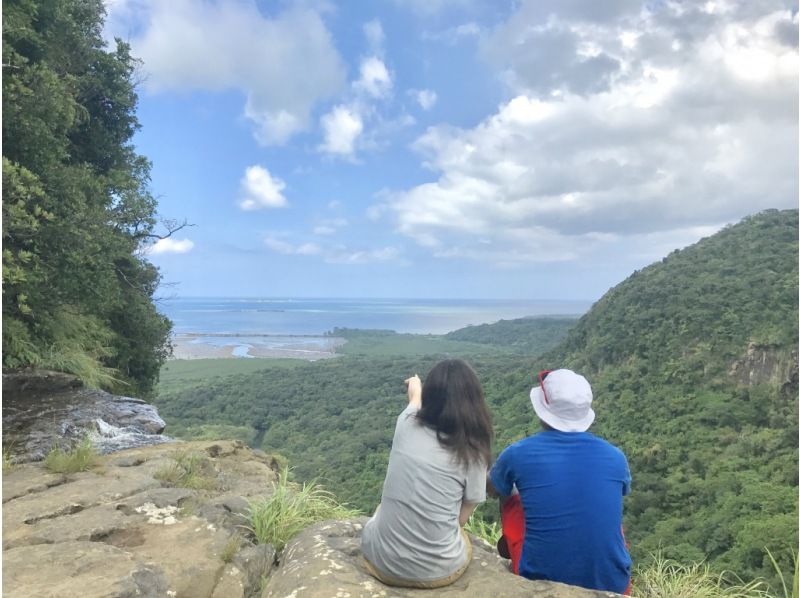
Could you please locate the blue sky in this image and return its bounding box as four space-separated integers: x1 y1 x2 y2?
105 0 798 300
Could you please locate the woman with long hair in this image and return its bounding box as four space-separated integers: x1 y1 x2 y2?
361 359 494 588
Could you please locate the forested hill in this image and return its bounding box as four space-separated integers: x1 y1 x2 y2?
2 1 171 394
444 316 577 354
553 209 798 382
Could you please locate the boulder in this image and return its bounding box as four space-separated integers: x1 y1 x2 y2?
2 370 172 462
261 519 622 598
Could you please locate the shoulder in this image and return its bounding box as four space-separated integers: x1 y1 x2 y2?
498 434 538 461
587 434 628 461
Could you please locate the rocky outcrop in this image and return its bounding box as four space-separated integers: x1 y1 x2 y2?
3 440 280 598
4 440 622 598
261 519 621 598
2 370 172 462
729 343 799 395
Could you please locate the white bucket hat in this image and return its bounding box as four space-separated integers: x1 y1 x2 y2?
530 369 595 432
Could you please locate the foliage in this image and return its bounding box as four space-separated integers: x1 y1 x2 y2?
245 468 358 551
465 515 502 547
445 316 577 354
2 0 171 395
43 437 98 474
765 548 798 598
154 451 218 490
330 328 514 357
554 209 798 380
157 358 302 396
631 553 772 598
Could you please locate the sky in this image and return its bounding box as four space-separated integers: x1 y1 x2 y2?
104 0 799 301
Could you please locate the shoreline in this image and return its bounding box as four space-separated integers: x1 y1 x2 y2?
169 333 346 361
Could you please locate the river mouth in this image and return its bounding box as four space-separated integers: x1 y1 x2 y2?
169 333 346 360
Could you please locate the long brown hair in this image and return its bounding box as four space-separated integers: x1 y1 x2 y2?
416 359 493 468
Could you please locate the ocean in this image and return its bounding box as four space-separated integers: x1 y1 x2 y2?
159 297 591 336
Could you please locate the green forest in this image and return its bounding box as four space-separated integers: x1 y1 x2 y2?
2 0 171 394
155 210 798 590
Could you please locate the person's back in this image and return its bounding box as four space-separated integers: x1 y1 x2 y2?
361 402 484 581
490 369 632 594
492 430 630 590
361 359 493 588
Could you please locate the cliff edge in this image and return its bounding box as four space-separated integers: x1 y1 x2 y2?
3 440 620 597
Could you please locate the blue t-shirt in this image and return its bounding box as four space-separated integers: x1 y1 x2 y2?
490 431 632 593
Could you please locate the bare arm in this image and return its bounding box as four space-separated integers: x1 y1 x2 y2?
404 374 422 409
459 502 478 527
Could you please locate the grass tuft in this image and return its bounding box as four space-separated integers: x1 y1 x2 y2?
3 443 17 473
245 467 359 551
464 515 502 547
632 553 772 598
154 451 218 490
765 548 798 598
43 437 98 474
221 533 244 563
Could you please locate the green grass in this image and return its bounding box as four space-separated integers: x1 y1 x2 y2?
221 533 244 563
245 468 359 551
3 445 16 473
43 437 98 474
465 516 502 546
632 554 772 598
765 548 798 598
154 451 218 490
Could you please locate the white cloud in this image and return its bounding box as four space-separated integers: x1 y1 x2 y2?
239 166 288 211
313 218 348 235
325 246 401 264
264 237 321 256
377 3 797 263
104 1 345 145
264 235 399 264
319 105 364 156
393 0 473 18
354 57 393 99
147 238 195 255
364 20 385 54
412 89 438 110
423 22 481 44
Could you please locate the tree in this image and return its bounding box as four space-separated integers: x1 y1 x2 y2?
2 0 171 394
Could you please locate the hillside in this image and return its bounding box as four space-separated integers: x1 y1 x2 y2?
153 210 798 589
444 315 577 354
555 209 798 379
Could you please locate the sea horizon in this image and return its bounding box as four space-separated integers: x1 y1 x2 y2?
159 296 592 337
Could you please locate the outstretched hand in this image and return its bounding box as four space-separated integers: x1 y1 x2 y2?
404 374 422 409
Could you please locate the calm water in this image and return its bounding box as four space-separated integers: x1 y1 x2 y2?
159 297 591 336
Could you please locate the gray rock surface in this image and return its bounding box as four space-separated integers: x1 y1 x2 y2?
3 440 279 598
3 370 172 462
261 519 622 598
